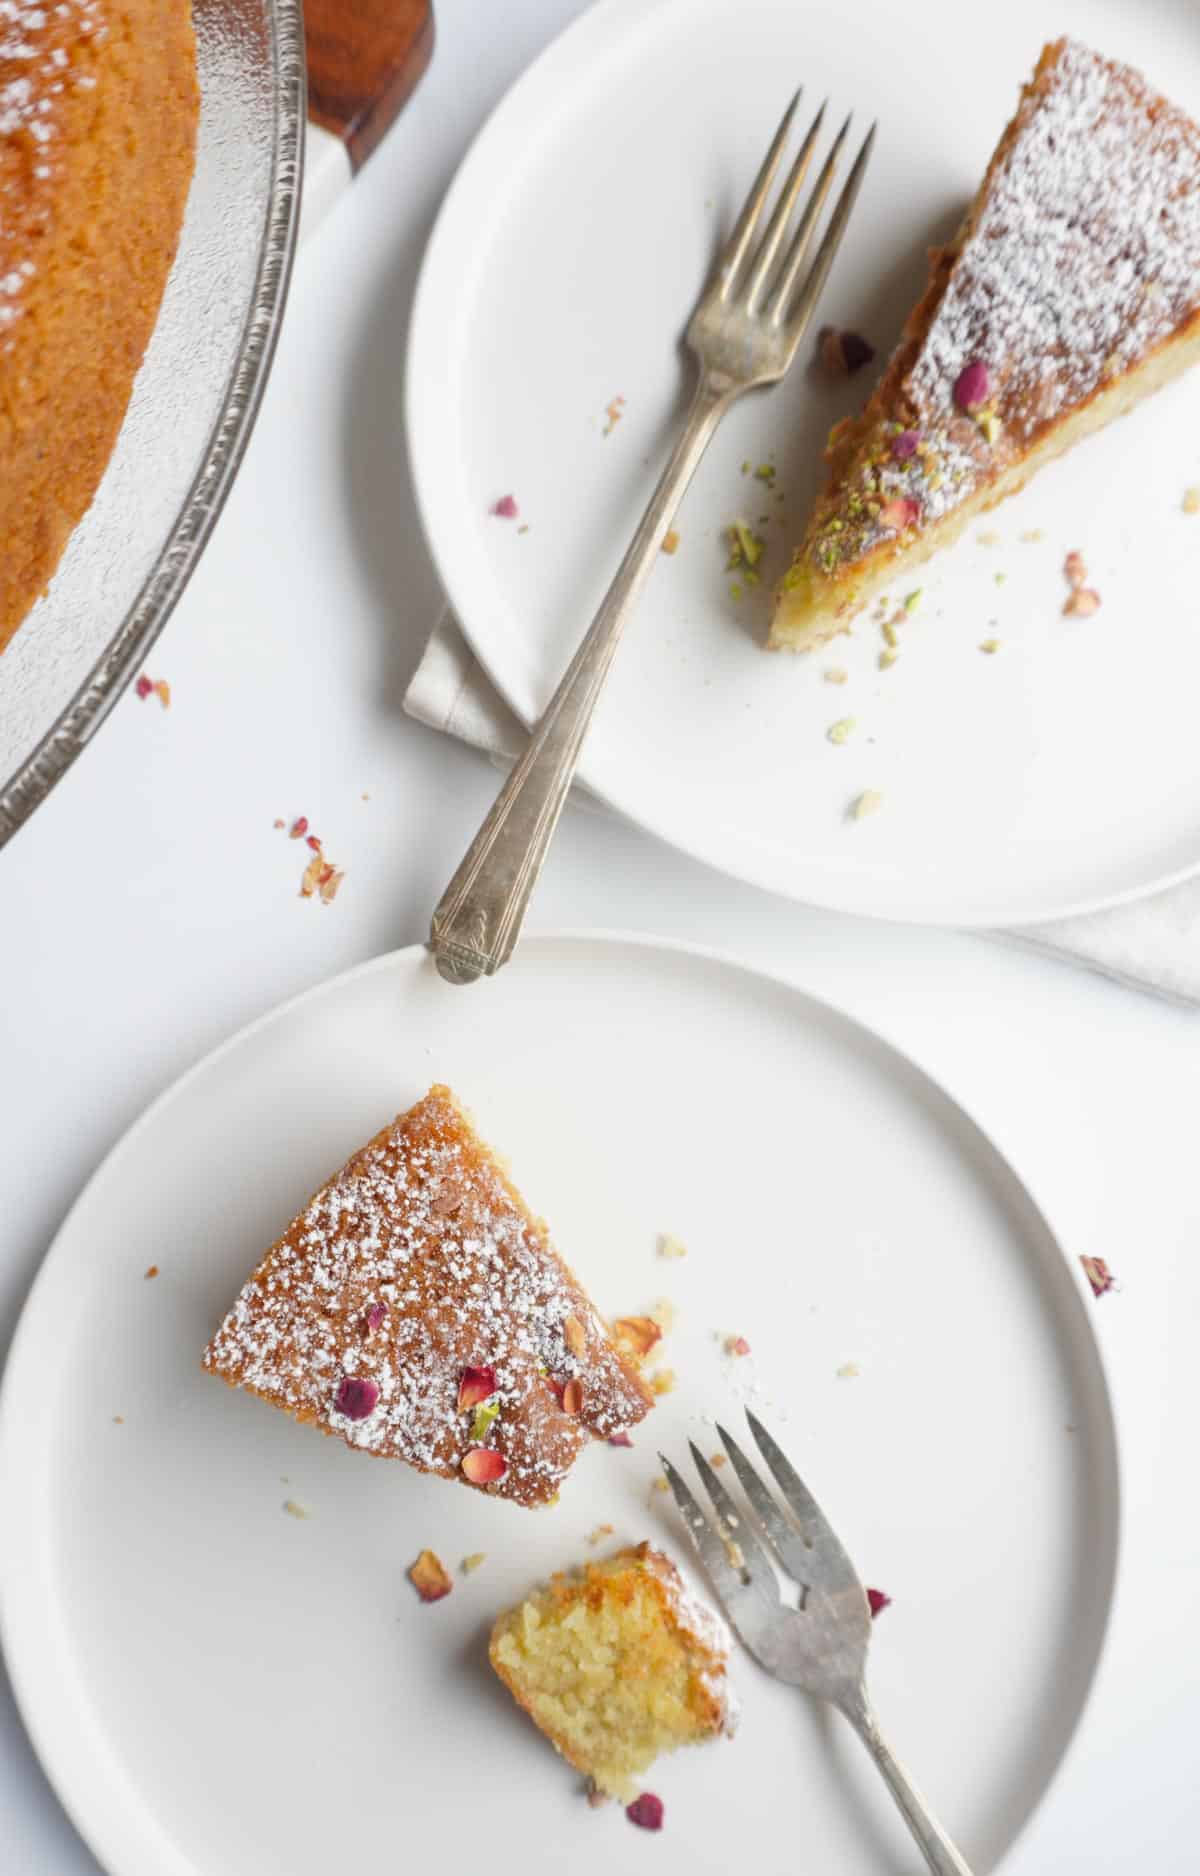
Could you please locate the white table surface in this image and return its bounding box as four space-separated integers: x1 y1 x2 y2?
2 2 1197 1869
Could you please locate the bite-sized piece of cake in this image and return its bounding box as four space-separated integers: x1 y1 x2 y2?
0 0 199 649
772 39 1200 650
489 1542 736 1799
203 1086 653 1507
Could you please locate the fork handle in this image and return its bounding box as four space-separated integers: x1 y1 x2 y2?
429 376 731 984
837 1686 975 1876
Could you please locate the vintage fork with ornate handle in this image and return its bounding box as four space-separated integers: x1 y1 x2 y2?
429 96 875 985
662 1411 974 1876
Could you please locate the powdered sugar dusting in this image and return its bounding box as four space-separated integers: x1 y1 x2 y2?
0 0 107 330
791 40 1200 586
203 1087 653 1507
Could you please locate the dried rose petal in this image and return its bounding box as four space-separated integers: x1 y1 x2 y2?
458 1366 497 1413
1063 588 1101 618
431 1185 464 1216
879 497 919 532
363 1302 388 1334
409 1548 452 1603
491 494 519 519
318 868 345 906
626 1793 665 1831
134 674 153 699
299 852 325 898
152 680 171 710
612 1315 663 1359
144 1264 159 1279
866 1587 892 1618
818 326 875 376
608 1432 634 1449
891 429 921 462
561 1378 584 1416
563 1314 586 1358
290 816 309 839
334 1376 380 1421
727 1334 752 1358
1063 550 1087 590
305 833 322 852
953 360 990 411
1080 1255 1116 1298
461 1447 507 1485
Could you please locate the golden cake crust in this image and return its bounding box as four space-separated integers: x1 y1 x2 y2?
773 39 1200 648
203 1085 654 1508
0 0 199 649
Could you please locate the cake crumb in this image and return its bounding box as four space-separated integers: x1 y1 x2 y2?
1019 528 1045 543
817 326 875 376
849 789 884 821
977 530 1001 546
144 1264 159 1280
1063 587 1101 618
879 647 900 670
112 1416 124 1425
824 666 849 685
651 1369 677 1397
826 717 856 745
836 1361 860 1378
661 529 680 554
979 638 1001 654
657 1232 687 1260
709 1452 728 1468
461 1552 487 1574
651 1476 670 1494
1183 487 1200 515
409 1548 453 1603
602 395 626 437
282 1499 311 1520
587 1523 616 1545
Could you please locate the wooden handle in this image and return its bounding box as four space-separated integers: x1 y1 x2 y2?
305 0 435 169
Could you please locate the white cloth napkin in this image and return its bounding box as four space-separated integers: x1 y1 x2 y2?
405 609 1200 1006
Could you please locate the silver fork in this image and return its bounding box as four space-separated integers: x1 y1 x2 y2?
429 96 875 985
662 1411 974 1876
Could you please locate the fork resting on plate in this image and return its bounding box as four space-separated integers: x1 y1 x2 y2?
431 94 875 985
663 1411 974 1876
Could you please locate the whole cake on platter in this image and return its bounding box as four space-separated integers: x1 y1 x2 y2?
0 0 199 650
772 39 1200 649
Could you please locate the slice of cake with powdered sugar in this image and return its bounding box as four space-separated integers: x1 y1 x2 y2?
203 1085 653 1507
772 38 1200 649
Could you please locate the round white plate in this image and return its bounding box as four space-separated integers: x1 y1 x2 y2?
408 0 1200 927
0 936 1117 1876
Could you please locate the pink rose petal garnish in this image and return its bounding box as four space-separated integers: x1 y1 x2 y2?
491 494 519 519
866 1587 892 1618
363 1302 388 1334
458 1365 497 1413
461 1447 507 1485
626 1793 665 1831
891 429 921 461
879 497 919 532
953 360 990 412
334 1376 380 1421
608 1432 634 1449
1080 1255 1116 1298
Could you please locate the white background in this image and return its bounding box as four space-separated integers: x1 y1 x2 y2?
1 1 1198 1869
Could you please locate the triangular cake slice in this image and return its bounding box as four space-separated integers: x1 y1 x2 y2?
771 39 1200 650
203 1085 654 1507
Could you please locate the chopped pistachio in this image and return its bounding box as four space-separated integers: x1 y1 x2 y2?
740 459 751 474
878 647 900 669
754 462 776 484
657 1233 688 1260
827 717 856 745
726 519 764 569
729 581 744 601
836 1361 861 1379
994 571 1007 586
470 1400 500 1444
903 589 922 613
461 1552 487 1574
979 409 1003 445
979 638 1001 654
881 617 899 648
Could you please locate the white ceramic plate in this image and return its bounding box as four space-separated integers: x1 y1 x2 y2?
0 936 1117 1876
408 0 1200 927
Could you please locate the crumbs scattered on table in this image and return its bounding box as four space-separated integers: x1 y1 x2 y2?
650 1476 670 1495
849 789 884 821
1019 528 1046 542
586 1781 611 1810
134 674 170 708
144 1264 159 1280
754 461 776 486
726 519 765 586
657 1232 687 1260
878 647 900 670
1080 1254 1117 1298
612 1314 664 1359
282 1499 311 1520
298 832 345 906
602 395 626 437
651 1369 676 1397
993 571 1007 586
816 325 875 376
725 1334 751 1358
409 1548 453 1603
980 638 1001 654
826 717 856 745
112 1415 124 1424
587 1523 616 1546
288 816 308 839
977 530 1001 546
836 1361 860 1379
824 665 849 685
491 494 520 518
661 529 680 555
461 1552 487 1575
1183 487 1200 515
881 616 899 648
709 1452 727 1468
866 1587 892 1618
